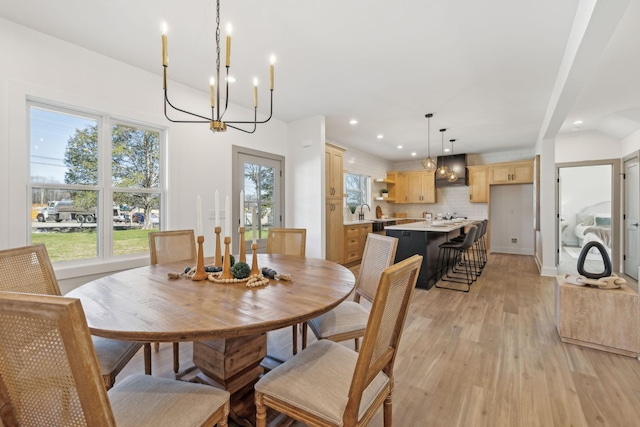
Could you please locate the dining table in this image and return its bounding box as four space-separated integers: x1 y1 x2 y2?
66 253 356 426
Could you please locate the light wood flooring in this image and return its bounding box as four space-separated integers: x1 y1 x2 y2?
117 253 640 426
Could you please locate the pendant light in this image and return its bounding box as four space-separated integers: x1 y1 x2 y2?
447 139 458 183
421 113 437 173
436 128 449 178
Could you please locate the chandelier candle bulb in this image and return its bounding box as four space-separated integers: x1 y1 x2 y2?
161 23 168 66
225 23 232 67
253 78 258 107
210 77 215 107
270 55 275 90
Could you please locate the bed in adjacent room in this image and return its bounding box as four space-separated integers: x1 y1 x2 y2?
573 201 612 256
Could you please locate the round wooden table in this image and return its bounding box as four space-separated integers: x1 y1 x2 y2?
66 254 355 343
67 254 355 426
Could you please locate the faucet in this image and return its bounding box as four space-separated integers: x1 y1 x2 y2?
359 204 370 221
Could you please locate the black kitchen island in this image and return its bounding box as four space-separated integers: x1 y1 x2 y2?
385 220 471 289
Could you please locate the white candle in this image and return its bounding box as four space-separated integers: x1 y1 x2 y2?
225 195 230 237
197 195 203 236
240 190 244 228
252 206 256 244
214 190 219 228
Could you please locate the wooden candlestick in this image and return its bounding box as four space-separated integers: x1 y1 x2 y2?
239 226 246 263
214 226 222 267
192 235 208 281
221 236 234 279
251 243 260 276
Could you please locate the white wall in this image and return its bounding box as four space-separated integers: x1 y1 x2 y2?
0 18 323 286
621 128 640 157
556 130 621 162
490 184 534 255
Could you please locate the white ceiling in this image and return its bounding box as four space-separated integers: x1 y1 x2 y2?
1 0 638 161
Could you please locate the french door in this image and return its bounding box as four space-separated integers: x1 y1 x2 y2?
233 147 284 253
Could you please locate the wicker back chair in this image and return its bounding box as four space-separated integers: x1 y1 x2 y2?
0 291 230 427
303 233 398 351
0 244 146 389
255 254 422 427
266 228 306 257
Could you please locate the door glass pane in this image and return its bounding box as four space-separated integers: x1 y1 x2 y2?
244 163 275 243
31 188 99 262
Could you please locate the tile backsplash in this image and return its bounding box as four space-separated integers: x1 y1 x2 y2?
386 186 488 219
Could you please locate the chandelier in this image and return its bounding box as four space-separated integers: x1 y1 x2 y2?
436 128 449 178
161 0 275 133
421 113 437 173
446 139 458 182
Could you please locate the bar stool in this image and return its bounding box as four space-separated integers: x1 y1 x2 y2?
435 225 478 292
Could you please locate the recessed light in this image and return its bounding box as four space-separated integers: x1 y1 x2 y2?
411 152 417 156
573 120 583 125
226 76 236 83
349 119 358 125
397 145 403 149
377 134 383 139
444 148 450 153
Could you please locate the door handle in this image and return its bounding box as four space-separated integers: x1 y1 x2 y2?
632 223 639 227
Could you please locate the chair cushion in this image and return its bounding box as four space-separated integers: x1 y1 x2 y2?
307 301 370 339
108 374 229 427
91 336 141 376
255 340 389 426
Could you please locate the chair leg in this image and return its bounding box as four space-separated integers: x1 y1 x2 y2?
301 321 308 350
143 343 152 375
153 342 159 352
354 337 360 352
172 342 180 373
255 391 267 427
383 393 393 427
292 324 298 355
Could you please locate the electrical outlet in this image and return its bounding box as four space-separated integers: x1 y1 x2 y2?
511 238 517 243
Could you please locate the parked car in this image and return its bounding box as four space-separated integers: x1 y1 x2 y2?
150 213 159 225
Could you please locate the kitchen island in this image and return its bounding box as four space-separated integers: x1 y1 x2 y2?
385 220 473 289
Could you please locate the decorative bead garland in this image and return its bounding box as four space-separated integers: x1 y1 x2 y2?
170 265 289 289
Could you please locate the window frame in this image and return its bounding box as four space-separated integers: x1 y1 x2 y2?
27 99 167 269
344 172 371 208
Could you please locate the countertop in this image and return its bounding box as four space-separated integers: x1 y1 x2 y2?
384 220 472 232
343 220 374 226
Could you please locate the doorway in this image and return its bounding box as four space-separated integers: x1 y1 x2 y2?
623 154 639 280
556 160 619 276
233 147 284 253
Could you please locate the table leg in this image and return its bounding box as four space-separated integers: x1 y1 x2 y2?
193 333 267 426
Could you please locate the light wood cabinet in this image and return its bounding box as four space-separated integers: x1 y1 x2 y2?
325 143 345 263
489 160 534 184
467 165 488 203
343 223 372 265
394 170 435 204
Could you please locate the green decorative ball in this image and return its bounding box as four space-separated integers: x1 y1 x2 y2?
222 254 235 267
231 261 251 279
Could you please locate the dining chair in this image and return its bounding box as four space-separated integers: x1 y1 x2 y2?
302 233 398 351
0 244 148 390
148 229 197 373
0 291 230 427
254 254 423 427
266 227 307 357
266 228 307 257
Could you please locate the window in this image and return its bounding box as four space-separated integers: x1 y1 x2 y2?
345 173 370 207
29 102 164 263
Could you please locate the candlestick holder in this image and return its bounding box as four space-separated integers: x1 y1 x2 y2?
214 226 222 267
220 236 234 279
251 243 260 276
238 226 246 263
192 235 208 281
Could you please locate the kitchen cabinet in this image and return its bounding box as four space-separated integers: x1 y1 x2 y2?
467 165 488 203
325 143 345 263
343 222 372 265
395 170 435 204
489 160 534 184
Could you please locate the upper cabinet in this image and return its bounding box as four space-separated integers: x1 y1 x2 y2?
325 143 344 199
394 170 435 204
467 165 488 203
489 160 534 184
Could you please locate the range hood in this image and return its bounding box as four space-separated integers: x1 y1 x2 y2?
435 153 468 187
